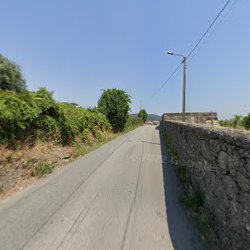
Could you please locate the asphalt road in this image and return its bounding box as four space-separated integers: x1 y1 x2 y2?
0 126 204 250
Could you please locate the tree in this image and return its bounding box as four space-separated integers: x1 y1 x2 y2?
232 115 243 128
0 54 26 92
138 109 147 123
98 88 131 132
242 113 250 130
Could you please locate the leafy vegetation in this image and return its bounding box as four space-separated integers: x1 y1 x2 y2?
31 163 55 178
219 114 250 130
128 116 143 127
0 55 144 196
138 109 147 123
57 103 111 145
0 54 26 92
0 89 112 146
98 88 131 132
181 192 204 213
0 56 142 147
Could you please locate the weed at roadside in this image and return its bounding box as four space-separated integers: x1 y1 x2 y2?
31 163 55 178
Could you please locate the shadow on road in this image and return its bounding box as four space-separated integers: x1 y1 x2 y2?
158 126 205 250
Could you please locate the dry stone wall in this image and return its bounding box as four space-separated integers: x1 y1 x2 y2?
162 121 250 249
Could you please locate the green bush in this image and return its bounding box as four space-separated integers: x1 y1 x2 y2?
138 109 147 123
31 163 55 178
219 113 250 130
81 129 91 143
242 113 250 130
182 191 204 213
0 55 113 146
0 88 62 143
36 115 61 143
92 126 105 141
33 87 58 115
0 90 40 142
57 103 111 145
0 89 112 145
98 88 131 132
127 116 143 127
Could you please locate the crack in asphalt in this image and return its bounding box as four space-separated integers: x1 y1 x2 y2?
120 142 144 250
55 192 99 250
20 135 132 250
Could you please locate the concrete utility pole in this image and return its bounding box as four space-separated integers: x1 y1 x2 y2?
140 101 142 111
167 51 187 122
182 57 187 122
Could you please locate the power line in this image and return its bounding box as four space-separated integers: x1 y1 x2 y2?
144 0 239 105
190 0 240 60
187 0 233 58
147 62 183 101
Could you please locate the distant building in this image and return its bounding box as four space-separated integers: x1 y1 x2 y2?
162 112 218 125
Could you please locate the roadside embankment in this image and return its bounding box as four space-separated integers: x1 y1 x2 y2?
0 131 113 200
161 120 250 249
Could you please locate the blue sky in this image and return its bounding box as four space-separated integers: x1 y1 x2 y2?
0 0 249 119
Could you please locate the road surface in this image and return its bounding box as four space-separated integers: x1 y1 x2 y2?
0 126 204 250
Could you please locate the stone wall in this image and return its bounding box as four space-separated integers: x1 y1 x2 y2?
162 112 218 125
162 120 250 249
